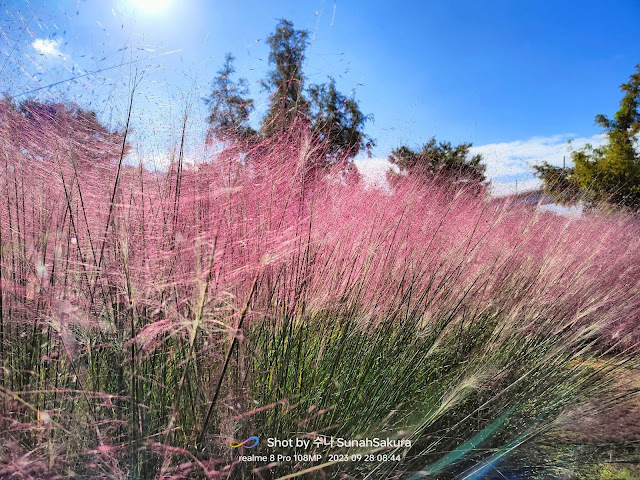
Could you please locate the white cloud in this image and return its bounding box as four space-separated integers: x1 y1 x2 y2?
356 133 607 196
32 38 68 59
470 133 606 196
469 133 606 179
490 177 541 196
539 202 583 218
354 158 397 189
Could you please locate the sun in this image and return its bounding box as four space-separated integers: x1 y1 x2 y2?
130 0 170 13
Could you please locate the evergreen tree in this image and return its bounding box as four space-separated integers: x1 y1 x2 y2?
387 138 486 192
308 78 375 162
535 64 640 209
531 161 579 204
205 19 374 171
204 53 256 142
260 19 310 136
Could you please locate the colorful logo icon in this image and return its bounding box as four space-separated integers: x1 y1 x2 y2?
229 436 259 449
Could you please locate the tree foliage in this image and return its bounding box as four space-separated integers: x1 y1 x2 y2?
204 53 256 143
532 162 579 204
387 138 486 192
260 19 310 137
205 19 374 168
308 78 375 162
1 96 126 169
535 64 640 209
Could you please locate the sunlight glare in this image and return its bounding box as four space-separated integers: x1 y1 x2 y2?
130 0 170 13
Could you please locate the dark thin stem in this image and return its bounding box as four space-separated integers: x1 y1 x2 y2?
197 276 259 447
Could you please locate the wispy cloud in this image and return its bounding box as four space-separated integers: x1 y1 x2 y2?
469 133 605 180
355 133 607 196
32 38 68 60
490 177 541 196
470 133 605 195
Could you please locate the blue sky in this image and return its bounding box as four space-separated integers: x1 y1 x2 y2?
2 0 639 193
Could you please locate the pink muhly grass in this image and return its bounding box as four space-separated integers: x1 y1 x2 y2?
1 101 640 478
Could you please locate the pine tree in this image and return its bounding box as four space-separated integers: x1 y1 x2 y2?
205 19 374 172
205 53 256 143
387 138 486 193
308 78 375 163
260 19 310 136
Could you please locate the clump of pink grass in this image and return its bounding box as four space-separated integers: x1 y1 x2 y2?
1 98 640 478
